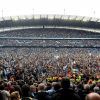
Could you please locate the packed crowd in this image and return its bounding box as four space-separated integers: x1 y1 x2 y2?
0 48 100 100
0 28 100 38
0 39 100 47
0 28 100 100
0 28 100 48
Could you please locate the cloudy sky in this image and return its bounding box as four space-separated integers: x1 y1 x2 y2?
0 0 100 18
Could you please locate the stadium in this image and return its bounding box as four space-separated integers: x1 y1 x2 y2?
0 14 100 100
0 15 100 50
0 15 100 62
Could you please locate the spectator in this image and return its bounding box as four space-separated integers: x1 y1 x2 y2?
36 83 50 100
52 78 82 100
85 92 100 100
10 91 21 100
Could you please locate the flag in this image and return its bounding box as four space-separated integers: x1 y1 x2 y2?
63 64 68 71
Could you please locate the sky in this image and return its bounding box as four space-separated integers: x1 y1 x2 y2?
0 0 100 18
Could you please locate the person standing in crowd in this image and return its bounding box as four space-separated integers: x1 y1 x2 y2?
29 85 37 98
36 83 50 100
21 84 37 100
0 84 10 100
52 78 82 100
85 92 100 100
10 91 21 100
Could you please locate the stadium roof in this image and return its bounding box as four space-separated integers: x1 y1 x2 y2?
0 15 100 33
0 14 100 22
0 14 99 22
